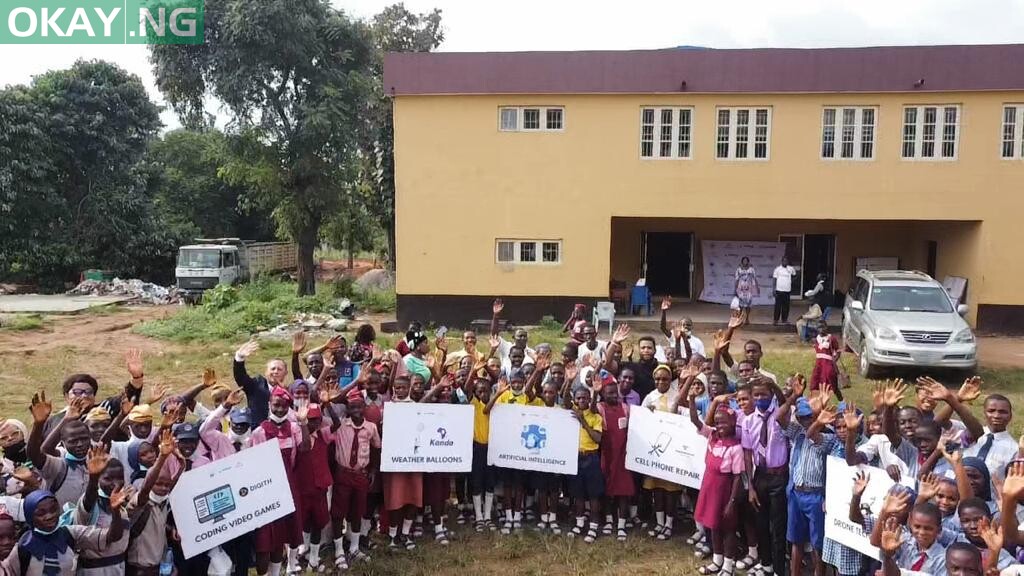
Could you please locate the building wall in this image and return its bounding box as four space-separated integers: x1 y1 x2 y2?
393 91 1024 328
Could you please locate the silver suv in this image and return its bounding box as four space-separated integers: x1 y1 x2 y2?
842 270 976 378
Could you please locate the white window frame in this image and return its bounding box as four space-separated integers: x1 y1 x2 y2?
1000 104 1024 159
497 106 565 132
715 107 772 161
901 104 961 161
821 106 877 161
639 107 694 160
495 239 562 265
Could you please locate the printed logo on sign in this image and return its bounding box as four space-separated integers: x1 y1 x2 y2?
649 431 671 457
520 424 547 453
429 427 453 447
1 0 204 44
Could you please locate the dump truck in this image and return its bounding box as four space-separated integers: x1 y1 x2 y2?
175 238 297 301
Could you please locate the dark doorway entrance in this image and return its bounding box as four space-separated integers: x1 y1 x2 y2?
642 232 693 298
926 241 938 278
802 234 836 294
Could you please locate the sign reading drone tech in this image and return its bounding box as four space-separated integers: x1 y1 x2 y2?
625 406 707 489
380 402 474 473
487 404 580 475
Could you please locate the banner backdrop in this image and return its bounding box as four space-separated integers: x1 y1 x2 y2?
624 407 707 489
380 403 474 472
699 240 786 305
487 404 580 475
170 440 294 559
823 456 899 560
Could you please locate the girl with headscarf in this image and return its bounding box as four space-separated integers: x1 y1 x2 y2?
2 488 126 576
402 331 433 383
0 420 29 474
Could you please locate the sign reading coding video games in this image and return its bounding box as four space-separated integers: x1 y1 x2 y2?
169 440 295 558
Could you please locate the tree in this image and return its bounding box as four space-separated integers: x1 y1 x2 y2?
149 0 375 295
359 4 444 271
322 180 382 269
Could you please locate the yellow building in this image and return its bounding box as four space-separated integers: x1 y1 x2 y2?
384 45 1024 333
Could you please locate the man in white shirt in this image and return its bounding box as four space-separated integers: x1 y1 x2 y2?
962 394 1017 479
771 257 797 325
658 299 706 360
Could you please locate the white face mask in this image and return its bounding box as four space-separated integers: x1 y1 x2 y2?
228 430 251 445
268 413 288 424
149 492 169 504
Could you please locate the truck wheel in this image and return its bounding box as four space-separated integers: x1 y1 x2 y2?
858 350 880 379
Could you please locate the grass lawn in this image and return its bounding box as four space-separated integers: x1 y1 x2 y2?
1 283 1023 575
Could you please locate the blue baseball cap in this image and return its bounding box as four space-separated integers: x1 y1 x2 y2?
228 407 251 426
795 398 814 418
171 422 199 440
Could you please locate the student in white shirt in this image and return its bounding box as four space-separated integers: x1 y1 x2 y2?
962 394 1017 480
771 257 797 325
658 298 705 360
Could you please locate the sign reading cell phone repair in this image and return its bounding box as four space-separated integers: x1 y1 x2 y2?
169 440 295 558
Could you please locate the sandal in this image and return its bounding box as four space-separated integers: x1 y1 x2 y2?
569 524 583 538
694 543 711 559
500 521 512 535
583 527 598 543
536 521 547 532
736 556 758 571
648 524 665 538
412 524 424 539
550 522 561 536
486 519 497 532
602 522 613 536
474 520 485 533
616 528 627 542
349 550 371 563
657 526 672 540
698 562 722 575
686 531 703 545
403 535 416 551
334 554 349 571
435 530 449 546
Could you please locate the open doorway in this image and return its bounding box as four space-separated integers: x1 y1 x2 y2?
803 234 836 294
641 231 693 298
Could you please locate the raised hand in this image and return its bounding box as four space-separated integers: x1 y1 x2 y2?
202 368 217 388
612 324 631 345
159 429 174 457
879 516 904 555
435 336 448 353
125 348 144 380
295 401 309 424
534 350 552 373
1002 461 1024 500
871 382 885 411
671 327 682 344
65 397 88 420
727 311 743 331
109 485 131 511
661 297 672 311
916 376 952 403
713 329 730 352
224 389 244 409
852 470 869 496
816 402 837 426
564 362 579 384
938 442 963 467
496 377 510 396
880 379 906 407
958 376 983 403
292 331 307 354
843 400 863 432
488 335 500 352
789 373 807 398
882 490 910 518
235 340 259 360
978 517 1004 553
29 390 53 424
322 351 336 370
492 298 504 316
146 383 169 406
918 473 940 501
86 445 110 476
714 392 737 405
160 399 182 427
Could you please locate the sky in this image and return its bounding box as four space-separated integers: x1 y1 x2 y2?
2 0 1022 130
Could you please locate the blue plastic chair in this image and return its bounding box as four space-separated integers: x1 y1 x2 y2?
630 285 652 316
802 306 831 341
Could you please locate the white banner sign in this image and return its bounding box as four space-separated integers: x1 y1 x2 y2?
380 403 474 472
699 240 786 305
487 404 580 475
823 456 898 560
625 407 707 489
170 440 294 559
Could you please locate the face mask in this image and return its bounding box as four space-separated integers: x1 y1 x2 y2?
98 487 110 499
33 525 59 536
268 413 288 424
64 452 85 463
511 388 524 397
755 398 772 412
149 493 169 504
228 430 251 445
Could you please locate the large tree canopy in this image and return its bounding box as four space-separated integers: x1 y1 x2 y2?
150 0 375 295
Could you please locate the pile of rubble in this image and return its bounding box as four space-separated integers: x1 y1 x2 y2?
66 278 184 305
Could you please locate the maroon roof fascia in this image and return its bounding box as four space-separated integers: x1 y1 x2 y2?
383 45 1024 96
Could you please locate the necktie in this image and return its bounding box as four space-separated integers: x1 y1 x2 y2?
349 428 360 468
759 412 771 466
977 434 995 461
911 551 927 571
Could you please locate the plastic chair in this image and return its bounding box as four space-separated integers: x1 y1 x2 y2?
802 307 831 341
630 285 652 316
592 301 616 336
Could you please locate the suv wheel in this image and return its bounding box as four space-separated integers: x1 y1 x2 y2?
858 349 880 379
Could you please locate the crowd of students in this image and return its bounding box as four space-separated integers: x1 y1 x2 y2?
0 297 1019 576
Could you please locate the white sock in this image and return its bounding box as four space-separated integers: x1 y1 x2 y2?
712 554 724 566
513 511 522 522
526 494 534 508
286 547 298 569
268 561 282 576
402 519 413 536
575 516 585 528
655 511 665 526
302 531 310 550
308 543 320 567
417 513 424 524
360 517 371 537
588 521 599 533
506 509 513 522
605 514 613 524
388 526 398 539
348 531 360 554
629 505 638 518
748 546 758 559
334 536 345 558
665 515 674 529
723 558 736 571
483 492 494 520
434 524 444 534
473 495 484 521
617 517 626 529
762 565 774 574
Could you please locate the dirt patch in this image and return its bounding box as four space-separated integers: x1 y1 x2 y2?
317 258 381 282
0 306 183 356
977 336 1024 368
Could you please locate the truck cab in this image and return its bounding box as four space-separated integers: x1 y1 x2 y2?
175 244 241 295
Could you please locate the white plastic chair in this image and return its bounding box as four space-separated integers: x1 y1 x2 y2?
592 301 616 336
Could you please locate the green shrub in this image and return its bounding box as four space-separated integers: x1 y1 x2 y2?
201 284 238 309
1 314 45 331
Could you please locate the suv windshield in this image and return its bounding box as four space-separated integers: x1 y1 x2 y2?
178 249 221 268
869 285 953 313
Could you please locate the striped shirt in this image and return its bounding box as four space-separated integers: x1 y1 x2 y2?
825 435 870 576
855 434 919 479
784 421 838 489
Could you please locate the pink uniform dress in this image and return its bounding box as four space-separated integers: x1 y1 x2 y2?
693 427 744 531
251 419 305 553
598 403 635 497
810 333 840 390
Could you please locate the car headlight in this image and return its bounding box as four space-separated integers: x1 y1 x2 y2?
954 328 975 343
876 327 898 341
